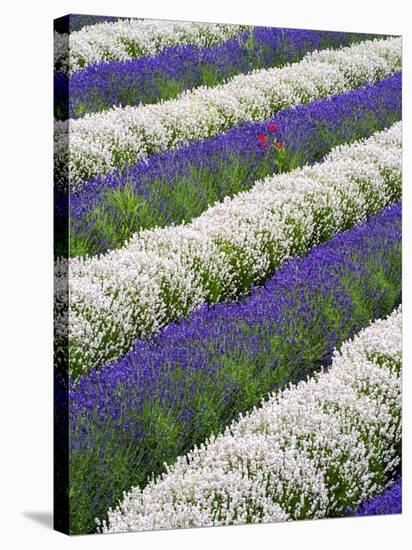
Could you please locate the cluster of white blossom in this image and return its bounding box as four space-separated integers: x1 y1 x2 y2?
98 307 402 532
54 36 401 191
54 19 249 73
56 123 402 374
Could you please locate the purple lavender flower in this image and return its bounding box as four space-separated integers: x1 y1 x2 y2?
353 477 402 516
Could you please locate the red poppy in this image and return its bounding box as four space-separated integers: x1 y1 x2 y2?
275 142 284 150
260 142 267 150
258 134 267 142
268 123 278 132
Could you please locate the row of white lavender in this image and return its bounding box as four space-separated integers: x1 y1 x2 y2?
54 19 249 73
98 307 402 532
56 122 402 375
54 36 401 191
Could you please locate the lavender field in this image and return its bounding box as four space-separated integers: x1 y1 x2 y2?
54 15 402 535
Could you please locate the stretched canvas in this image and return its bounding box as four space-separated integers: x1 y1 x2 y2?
54 14 402 535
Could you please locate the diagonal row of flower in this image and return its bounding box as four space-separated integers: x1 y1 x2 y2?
55 122 402 375
54 36 401 190
61 73 401 258
55 27 379 119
